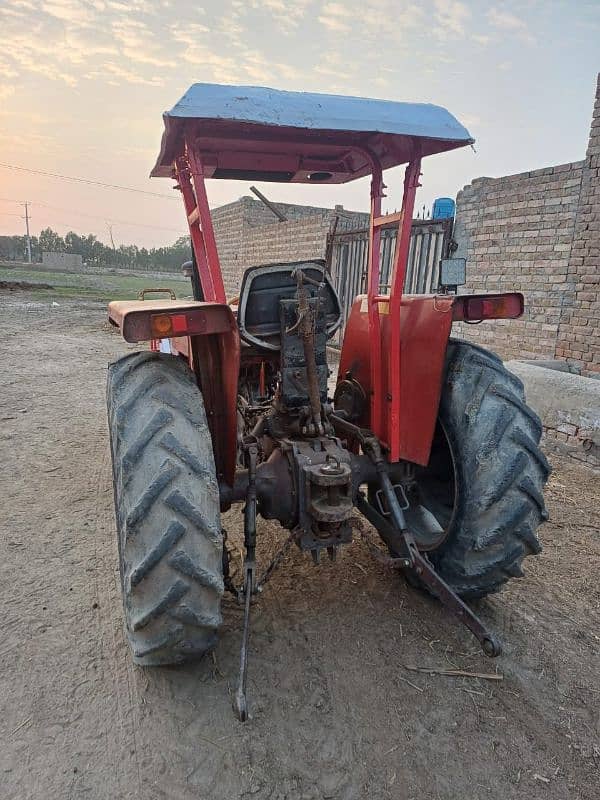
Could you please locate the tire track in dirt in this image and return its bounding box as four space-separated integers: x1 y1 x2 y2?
87 423 144 798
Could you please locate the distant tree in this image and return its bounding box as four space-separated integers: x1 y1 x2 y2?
39 227 66 254
1 225 191 271
0 234 42 261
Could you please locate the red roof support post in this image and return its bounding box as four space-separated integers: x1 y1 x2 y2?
366 156 385 441
174 135 226 304
386 156 422 461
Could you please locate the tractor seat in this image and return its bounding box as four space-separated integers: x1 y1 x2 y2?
237 260 342 351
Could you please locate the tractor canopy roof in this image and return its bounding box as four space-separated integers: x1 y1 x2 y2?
151 83 473 184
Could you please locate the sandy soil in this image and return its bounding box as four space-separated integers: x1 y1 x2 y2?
1 291 599 800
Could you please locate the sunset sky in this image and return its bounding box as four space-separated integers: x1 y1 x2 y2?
0 0 598 249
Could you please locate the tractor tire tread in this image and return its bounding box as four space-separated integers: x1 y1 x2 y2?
107 350 223 665
430 339 549 599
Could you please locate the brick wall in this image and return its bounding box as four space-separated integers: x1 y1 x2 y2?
453 74 599 377
452 163 584 361
212 195 367 296
556 74 600 375
243 214 332 271
241 196 335 228
211 199 246 295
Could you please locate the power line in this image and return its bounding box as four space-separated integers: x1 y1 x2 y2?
32 199 187 233
0 198 187 235
0 162 177 200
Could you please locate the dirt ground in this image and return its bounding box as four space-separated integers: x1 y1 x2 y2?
1 291 599 800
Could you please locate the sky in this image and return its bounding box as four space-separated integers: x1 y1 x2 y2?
0 0 598 249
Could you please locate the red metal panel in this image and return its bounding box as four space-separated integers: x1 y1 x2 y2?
366 160 384 438
337 294 454 466
109 297 239 486
190 326 240 489
185 139 226 304
108 299 232 342
175 145 226 304
365 157 422 461
386 158 421 461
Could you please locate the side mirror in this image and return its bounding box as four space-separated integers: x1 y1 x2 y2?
439 258 466 292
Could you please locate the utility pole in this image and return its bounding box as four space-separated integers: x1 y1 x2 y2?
106 221 116 250
24 201 32 263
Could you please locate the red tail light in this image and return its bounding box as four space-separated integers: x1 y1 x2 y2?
452 293 524 322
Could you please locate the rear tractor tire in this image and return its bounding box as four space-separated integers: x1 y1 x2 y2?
401 340 550 599
107 351 223 665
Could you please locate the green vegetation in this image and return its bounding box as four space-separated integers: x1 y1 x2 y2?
0 266 192 302
0 228 191 273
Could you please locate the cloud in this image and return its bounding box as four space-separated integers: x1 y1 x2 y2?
248 0 312 33
487 6 536 44
317 1 424 47
488 8 525 30
100 62 164 86
318 2 351 33
0 56 19 80
0 0 179 89
111 18 177 67
43 0 97 26
169 21 301 86
170 21 211 46
62 30 119 64
3 33 79 85
0 127 69 158
433 0 471 39
0 85 16 101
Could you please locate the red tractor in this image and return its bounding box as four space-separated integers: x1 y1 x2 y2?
107 84 549 720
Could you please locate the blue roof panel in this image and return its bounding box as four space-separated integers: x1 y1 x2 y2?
151 83 474 182
167 83 473 143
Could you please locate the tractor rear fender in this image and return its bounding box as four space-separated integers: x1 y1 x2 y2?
108 299 240 488
338 292 524 466
338 294 454 466
108 299 234 342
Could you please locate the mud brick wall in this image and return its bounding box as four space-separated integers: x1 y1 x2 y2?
242 213 332 269
556 74 600 375
241 196 335 228
452 163 584 360
213 195 367 296
211 200 246 295
543 424 600 470
453 74 599 377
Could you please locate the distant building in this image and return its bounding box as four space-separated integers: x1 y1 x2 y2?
42 252 83 269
